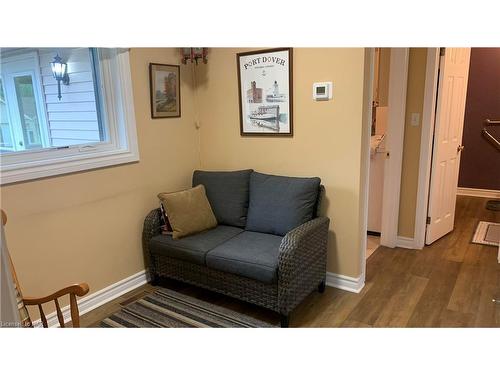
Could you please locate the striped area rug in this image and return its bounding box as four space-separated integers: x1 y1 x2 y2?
100 288 276 328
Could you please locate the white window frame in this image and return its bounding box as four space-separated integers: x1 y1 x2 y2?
0 49 139 185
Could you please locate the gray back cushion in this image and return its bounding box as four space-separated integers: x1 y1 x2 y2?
245 172 321 236
193 169 253 228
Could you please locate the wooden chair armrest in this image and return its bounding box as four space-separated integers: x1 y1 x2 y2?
2 210 89 327
23 283 89 305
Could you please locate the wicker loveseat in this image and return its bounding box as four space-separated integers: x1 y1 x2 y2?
142 170 329 327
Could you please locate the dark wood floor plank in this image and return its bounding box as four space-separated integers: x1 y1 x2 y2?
373 274 428 327
294 283 373 327
406 259 462 327
447 262 484 315
346 250 417 325
341 319 372 328
410 246 442 279
474 246 500 327
439 309 475 327
441 196 478 263
462 242 484 265
364 246 397 283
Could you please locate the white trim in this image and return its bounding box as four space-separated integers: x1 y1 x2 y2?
33 270 148 328
414 48 441 249
359 48 375 292
396 236 420 249
380 48 409 248
457 187 500 199
326 272 365 294
0 49 139 185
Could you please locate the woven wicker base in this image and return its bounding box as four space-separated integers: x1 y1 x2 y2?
153 254 280 312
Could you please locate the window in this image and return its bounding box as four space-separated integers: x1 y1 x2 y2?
0 48 139 184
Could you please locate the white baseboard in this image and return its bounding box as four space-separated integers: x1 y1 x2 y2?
396 236 421 249
457 187 500 199
33 270 148 328
32 269 367 325
326 271 365 293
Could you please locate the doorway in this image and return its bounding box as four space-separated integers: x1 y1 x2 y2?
364 48 409 260
366 48 390 258
361 47 500 295
416 48 500 252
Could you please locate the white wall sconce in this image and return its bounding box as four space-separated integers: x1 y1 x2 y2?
50 54 70 100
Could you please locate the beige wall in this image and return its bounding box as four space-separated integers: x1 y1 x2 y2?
0 49 200 314
378 48 391 107
196 48 369 277
398 48 427 238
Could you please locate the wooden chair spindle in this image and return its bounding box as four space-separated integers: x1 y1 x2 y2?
38 304 48 328
69 294 80 328
54 299 65 328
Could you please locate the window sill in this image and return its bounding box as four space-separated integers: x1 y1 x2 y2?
0 147 139 185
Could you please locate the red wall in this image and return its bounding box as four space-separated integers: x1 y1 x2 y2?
458 48 500 190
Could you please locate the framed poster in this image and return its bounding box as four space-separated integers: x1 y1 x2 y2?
149 63 181 118
237 48 293 136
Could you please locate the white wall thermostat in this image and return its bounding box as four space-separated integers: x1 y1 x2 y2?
313 82 333 101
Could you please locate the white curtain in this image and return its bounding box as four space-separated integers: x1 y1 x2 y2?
0 221 20 327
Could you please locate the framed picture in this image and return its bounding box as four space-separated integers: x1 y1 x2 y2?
149 63 181 118
237 48 293 136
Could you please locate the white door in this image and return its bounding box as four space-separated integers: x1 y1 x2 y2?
426 48 471 245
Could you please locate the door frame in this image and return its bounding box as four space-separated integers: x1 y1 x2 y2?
413 48 441 249
358 48 375 291
360 48 409 291
379 48 409 248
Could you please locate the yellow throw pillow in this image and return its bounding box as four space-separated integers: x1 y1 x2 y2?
158 185 217 240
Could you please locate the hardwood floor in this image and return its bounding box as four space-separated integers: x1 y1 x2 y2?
81 195 499 328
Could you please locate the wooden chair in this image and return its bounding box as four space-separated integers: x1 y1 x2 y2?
1 210 89 327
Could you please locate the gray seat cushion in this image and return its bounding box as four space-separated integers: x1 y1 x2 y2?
206 231 283 284
193 169 253 228
149 225 243 265
245 172 321 236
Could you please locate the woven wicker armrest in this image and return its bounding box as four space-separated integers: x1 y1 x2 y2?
279 217 330 260
142 208 162 276
277 216 330 314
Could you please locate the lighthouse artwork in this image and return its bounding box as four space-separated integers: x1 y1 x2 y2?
237 48 293 136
